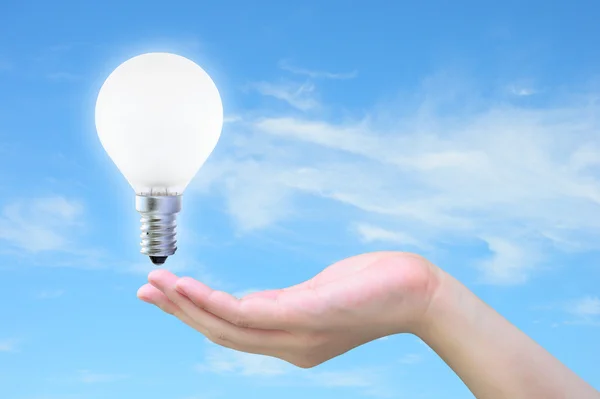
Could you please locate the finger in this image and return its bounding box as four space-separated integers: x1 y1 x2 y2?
138 284 179 314
148 270 292 352
137 284 209 335
175 277 298 331
242 289 282 300
283 281 313 291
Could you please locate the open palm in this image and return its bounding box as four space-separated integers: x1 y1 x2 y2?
138 251 440 368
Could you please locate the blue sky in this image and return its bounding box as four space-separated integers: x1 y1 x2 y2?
1 0 600 398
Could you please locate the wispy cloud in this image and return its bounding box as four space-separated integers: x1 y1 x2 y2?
306 368 392 397
223 115 242 124
124 257 195 276
195 344 390 396
566 296 600 317
47 72 81 81
0 338 20 352
247 59 356 111
398 353 423 364
306 369 379 388
196 345 292 376
562 296 600 326
76 369 128 383
533 296 600 327
36 289 65 299
195 72 600 284
249 80 319 111
0 195 227 284
508 85 536 96
33 44 81 79
0 196 116 271
0 197 83 252
353 223 427 250
33 43 77 64
278 59 358 80
193 159 296 232
477 236 538 285
122 256 225 288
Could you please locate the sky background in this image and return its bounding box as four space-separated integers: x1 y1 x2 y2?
1 0 600 398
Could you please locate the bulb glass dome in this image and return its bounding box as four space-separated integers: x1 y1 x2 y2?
95 52 223 194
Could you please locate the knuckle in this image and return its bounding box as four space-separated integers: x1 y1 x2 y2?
207 330 231 347
233 316 251 328
290 354 320 369
214 331 229 342
234 301 252 328
283 332 329 369
298 331 327 350
167 308 181 317
275 351 314 369
293 361 314 369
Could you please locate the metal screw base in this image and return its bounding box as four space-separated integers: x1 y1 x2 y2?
135 195 182 264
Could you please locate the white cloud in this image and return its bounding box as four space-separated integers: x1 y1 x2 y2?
193 159 295 232
195 346 291 376
77 369 128 383
0 338 19 352
278 59 358 80
0 197 83 252
249 80 319 111
194 73 600 284
566 296 600 318
0 196 113 270
354 223 427 249
477 236 537 285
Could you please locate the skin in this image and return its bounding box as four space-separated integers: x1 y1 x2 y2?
137 251 600 398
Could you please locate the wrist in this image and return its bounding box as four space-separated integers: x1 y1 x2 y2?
405 266 600 399
410 267 466 342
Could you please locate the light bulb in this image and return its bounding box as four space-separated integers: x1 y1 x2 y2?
94 52 223 265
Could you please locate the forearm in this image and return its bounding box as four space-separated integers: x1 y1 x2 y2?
415 270 600 399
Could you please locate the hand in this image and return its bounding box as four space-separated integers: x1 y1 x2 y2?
137 251 441 368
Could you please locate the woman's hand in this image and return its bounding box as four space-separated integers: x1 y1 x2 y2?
137 251 442 368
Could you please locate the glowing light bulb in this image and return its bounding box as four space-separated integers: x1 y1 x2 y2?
95 52 223 265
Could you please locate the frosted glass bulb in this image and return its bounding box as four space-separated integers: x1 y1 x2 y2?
95 52 223 265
